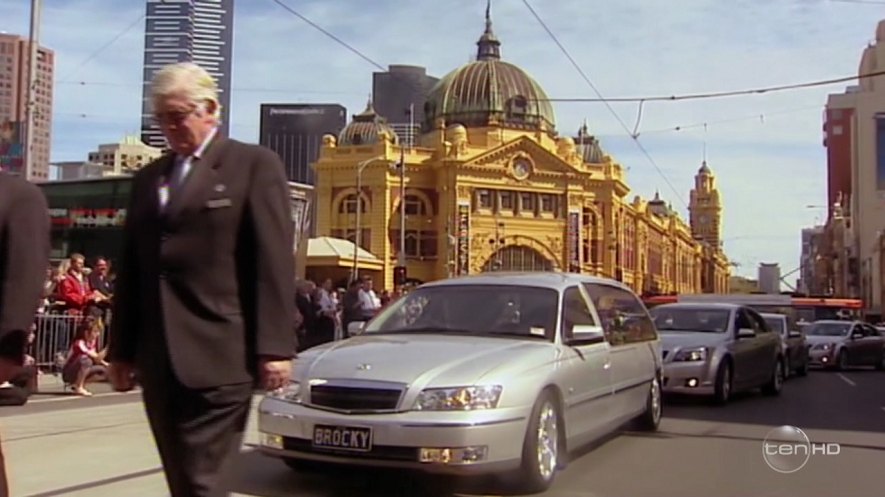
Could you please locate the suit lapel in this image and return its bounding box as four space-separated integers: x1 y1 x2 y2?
164 136 228 224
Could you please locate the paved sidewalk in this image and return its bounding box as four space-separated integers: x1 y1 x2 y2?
32 374 117 397
1 395 268 496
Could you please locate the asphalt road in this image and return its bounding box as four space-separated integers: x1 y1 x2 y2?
3 368 884 497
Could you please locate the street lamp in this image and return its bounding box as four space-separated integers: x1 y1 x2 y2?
352 155 387 283
387 148 408 288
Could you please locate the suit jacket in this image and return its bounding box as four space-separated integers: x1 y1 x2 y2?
295 293 315 332
89 273 113 298
0 172 49 363
107 136 297 389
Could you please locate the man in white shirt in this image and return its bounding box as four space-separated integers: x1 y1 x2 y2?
358 277 381 319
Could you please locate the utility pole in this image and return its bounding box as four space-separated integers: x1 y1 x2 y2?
391 104 415 289
401 103 412 268
24 0 42 179
396 147 406 282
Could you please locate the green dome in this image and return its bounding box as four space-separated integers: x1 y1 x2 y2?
421 10 556 134
339 100 399 146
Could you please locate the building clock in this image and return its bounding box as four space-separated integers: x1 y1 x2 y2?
512 157 532 180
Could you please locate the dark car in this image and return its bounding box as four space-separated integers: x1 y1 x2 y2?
760 313 809 377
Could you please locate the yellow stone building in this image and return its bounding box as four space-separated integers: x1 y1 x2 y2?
313 12 730 294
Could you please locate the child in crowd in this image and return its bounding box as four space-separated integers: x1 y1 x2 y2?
61 315 108 396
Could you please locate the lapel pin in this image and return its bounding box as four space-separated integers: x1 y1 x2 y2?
214 184 226 193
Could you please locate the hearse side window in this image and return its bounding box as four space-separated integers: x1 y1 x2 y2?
582 283 657 345
560 286 597 339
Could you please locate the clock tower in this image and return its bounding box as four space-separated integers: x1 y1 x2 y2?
689 161 722 246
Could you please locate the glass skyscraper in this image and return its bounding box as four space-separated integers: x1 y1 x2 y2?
140 0 234 148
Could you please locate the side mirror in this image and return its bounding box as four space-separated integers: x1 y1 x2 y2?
787 330 802 339
567 325 606 345
737 328 755 339
851 332 864 340
347 321 367 336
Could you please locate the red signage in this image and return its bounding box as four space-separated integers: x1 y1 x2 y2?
49 208 127 228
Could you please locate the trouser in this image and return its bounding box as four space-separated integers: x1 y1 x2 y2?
0 431 7 497
141 370 253 497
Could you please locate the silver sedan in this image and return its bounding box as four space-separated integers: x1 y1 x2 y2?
650 303 785 404
806 320 885 370
257 273 662 493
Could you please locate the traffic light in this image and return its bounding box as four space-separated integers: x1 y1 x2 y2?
394 266 407 286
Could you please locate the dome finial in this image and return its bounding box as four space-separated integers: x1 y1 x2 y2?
477 0 501 61
579 119 589 138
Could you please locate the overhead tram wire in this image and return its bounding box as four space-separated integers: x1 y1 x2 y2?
521 0 687 208
269 0 386 72
538 69 885 103
57 12 146 83
56 80 366 95
636 104 823 136
829 0 885 5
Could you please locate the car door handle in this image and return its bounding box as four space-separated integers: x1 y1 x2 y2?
603 359 612 370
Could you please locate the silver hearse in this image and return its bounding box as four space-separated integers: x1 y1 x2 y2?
258 273 662 492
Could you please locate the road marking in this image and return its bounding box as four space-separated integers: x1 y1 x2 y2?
28 390 140 404
836 373 856 387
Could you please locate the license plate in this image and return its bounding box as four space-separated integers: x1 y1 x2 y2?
312 424 373 452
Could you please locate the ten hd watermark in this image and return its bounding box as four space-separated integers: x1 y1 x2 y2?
762 425 841 474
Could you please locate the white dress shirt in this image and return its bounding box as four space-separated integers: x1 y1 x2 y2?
159 127 218 209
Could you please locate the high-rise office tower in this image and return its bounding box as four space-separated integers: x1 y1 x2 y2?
259 103 346 185
140 0 234 148
372 65 438 147
0 33 54 181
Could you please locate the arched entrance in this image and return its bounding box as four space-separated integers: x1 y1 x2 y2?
482 245 554 272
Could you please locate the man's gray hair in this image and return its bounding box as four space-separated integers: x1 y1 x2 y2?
150 62 221 116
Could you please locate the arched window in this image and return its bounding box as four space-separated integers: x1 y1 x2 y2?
482 246 553 273
404 195 427 216
338 193 368 214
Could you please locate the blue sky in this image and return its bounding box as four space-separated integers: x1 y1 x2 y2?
0 0 881 281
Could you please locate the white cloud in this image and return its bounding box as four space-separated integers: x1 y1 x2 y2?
0 0 880 280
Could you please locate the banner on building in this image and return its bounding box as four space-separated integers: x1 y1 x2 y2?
567 210 581 272
291 196 311 248
0 119 24 174
456 202 470 275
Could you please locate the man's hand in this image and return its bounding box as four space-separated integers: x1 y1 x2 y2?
0 357 21 384
259 356 292 391
108 362 136 392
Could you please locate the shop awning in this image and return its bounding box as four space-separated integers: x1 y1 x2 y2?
306 237 384 270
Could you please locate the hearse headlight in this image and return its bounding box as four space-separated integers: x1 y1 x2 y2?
413 385 503 411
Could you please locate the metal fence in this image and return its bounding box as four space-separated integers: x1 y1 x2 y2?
30 311 111 372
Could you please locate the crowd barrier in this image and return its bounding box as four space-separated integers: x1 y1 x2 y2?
31 311 111 372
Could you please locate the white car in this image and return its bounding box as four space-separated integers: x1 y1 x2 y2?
257 273 662 492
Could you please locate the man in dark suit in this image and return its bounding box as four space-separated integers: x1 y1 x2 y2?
107 62 296 497
0 171 50 497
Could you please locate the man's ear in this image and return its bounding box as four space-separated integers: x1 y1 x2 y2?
204 99 219 117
